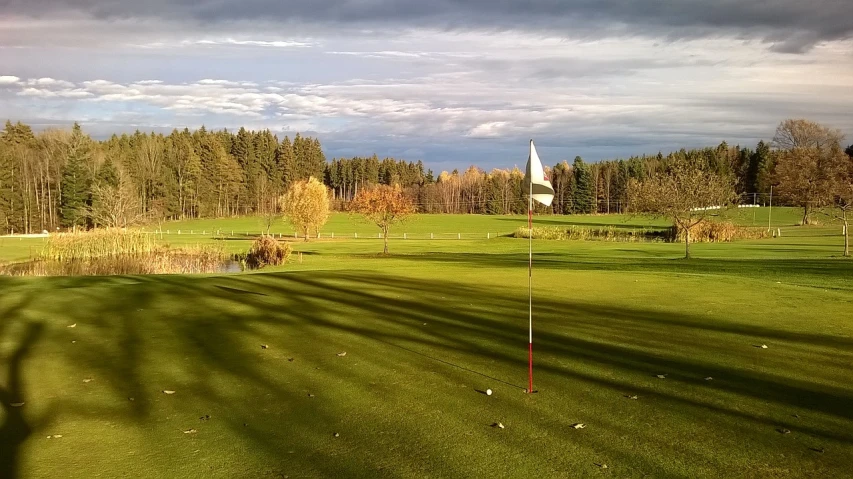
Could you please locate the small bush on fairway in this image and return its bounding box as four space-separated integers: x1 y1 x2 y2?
246 235 292 269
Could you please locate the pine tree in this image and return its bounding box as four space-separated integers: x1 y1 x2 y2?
97 157 120 188
0 131 21 234
572 156 594 214
278 136 295 188
747 140 771 197
59 124 92 228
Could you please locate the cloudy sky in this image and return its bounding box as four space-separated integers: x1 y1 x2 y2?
1 1 852 170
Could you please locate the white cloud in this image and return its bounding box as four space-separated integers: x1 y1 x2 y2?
1 25 852 164
467 122 510 138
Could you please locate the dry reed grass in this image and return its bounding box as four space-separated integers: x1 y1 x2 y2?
516 221 770 243
674 221 771 243
41 228 156 261
515 226 668 242
1 229 232 276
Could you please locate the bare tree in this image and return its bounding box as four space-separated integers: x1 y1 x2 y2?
89 176 146 228
628 160 737 259
826 147 853 257
772 119 845 224
772 119 843 151
134 135 164 214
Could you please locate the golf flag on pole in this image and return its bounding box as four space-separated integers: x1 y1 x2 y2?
523 140 555 207
523 139 553 394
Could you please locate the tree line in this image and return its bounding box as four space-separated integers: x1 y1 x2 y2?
1 119 851 235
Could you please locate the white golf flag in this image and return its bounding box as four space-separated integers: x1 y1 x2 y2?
523 140 555 206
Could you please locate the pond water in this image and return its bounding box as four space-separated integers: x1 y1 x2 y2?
218 260 244 273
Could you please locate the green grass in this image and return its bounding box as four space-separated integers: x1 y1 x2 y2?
1 208 852 478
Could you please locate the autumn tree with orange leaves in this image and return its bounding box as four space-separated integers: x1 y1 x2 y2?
350 185 415 254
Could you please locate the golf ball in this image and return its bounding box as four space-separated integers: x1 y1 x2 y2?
486 389 493 396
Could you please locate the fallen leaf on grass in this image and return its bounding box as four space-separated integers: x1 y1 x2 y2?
10 402 24 407
199 415 210 421
46 434 63 439
754 344 768 349
307 393 315 398
571 423 586 429
656 374 667 379
704 377 713 381
594 463 608 469
83 378 93 383
336 352 347 357
333 432 340 437
777 428 791 435
162 390 176 395
809 447 825 453
261 344 269 349
287 358 295 362
67 323 77 328
183 429 198 434
625 395 638 400
491 422 505 429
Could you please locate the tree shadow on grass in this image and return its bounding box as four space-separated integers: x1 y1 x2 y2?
1 269 852 476
0 315 42 479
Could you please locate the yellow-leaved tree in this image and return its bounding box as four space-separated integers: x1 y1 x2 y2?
350 185 415 254
280 177 330 241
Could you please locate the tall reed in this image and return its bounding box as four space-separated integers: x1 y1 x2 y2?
41 228 156 261
514 225 668 242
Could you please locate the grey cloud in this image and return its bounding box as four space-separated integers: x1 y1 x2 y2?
3 0 852 51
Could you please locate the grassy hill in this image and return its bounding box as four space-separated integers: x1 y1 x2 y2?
1 209 851 478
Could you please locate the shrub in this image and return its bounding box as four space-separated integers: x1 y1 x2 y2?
246 235 292 269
